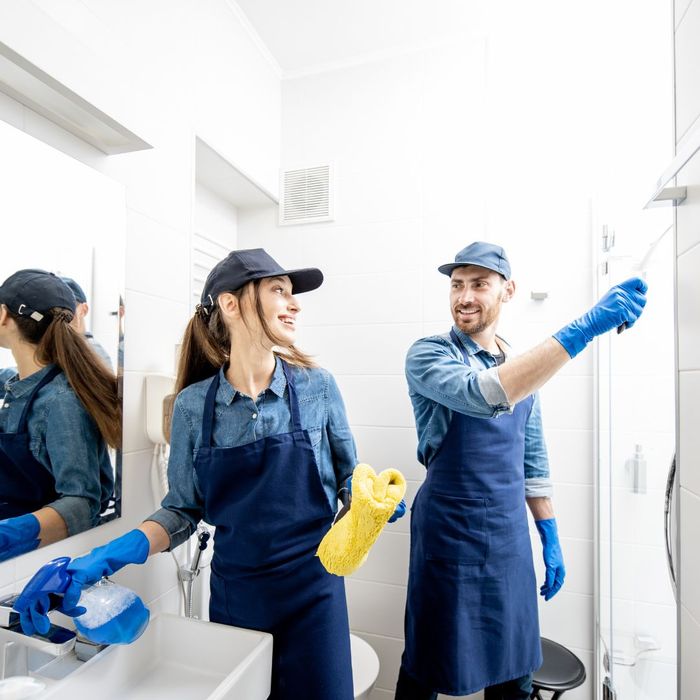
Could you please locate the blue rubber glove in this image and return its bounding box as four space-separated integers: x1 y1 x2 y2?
535 518 565 601
553 277 648 358
15 529 150 636
0 513 40 563
344 477 407 524
61 529 150 612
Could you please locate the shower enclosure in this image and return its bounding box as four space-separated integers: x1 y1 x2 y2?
595 212 677 699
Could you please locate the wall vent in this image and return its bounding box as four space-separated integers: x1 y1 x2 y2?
279 164 333 225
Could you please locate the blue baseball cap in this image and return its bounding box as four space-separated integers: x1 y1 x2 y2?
438 241 511 280
0 269 76 322
201 248 323 310
60 277 87 304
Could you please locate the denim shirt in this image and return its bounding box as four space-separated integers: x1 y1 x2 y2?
404 327 552 498
148 358 358 550
0 365 113 534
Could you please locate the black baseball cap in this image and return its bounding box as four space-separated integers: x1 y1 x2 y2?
201 249 323 309
0 269 76 322
61 277 87 304
438 241 511 280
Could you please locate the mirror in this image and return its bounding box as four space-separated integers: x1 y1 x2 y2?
0 118 126 559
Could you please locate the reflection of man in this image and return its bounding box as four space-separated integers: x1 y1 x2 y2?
61 276 113 369
396 242 648 700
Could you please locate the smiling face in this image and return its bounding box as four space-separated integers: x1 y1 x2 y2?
449 265 513 338
257 275 300 346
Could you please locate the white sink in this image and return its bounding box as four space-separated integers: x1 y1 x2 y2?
40 614 272 700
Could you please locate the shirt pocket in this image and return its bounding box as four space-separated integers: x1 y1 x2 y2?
423 492 487 565
306 427 323 466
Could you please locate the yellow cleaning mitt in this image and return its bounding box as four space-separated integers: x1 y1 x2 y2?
317 463 407 576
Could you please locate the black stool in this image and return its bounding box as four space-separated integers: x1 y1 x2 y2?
531 637 586 699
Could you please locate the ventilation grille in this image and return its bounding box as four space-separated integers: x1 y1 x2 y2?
191 232 230 307
279 164 333 225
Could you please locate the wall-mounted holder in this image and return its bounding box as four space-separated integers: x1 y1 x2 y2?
645 186 687 208
530 291 548 300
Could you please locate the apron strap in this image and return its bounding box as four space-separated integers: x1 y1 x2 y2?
16 365 63 431
280 359 303 433
449 329 472 367
201 371 221 447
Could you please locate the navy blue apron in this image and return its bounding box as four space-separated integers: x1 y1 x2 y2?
402 331 542 695
0 366 62 519
194 361 354 700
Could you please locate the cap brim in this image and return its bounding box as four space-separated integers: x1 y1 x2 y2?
437 261 507 278
259 267 324 294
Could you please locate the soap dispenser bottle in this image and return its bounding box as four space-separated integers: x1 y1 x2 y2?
627 444 647 495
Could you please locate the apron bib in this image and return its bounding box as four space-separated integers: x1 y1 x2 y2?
194 361 353 700
0 366 61 519
402 331 542 695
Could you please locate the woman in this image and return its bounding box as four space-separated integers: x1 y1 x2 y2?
23 249 361 699
0 269 118 562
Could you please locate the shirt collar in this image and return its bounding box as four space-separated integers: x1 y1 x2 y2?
451 325 510 358
217 355 288 404
3 364 57 399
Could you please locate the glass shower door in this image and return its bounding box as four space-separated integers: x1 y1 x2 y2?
596 222 677 700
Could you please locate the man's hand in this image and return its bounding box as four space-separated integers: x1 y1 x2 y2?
535 518 565 601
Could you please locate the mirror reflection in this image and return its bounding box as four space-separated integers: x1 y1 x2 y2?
0 119 125 562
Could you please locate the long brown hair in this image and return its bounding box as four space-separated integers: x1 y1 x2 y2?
175 279 316 394
10 307 121 448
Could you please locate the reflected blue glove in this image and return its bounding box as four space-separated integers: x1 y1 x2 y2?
553 277 648 358
0 513 40 563
344 477 407 524
535 518 565 601
61 529 150 612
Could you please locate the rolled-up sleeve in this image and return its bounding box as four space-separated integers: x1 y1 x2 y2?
524 392 553 498
406 337 513 418
325 372 358 489
146 398 201 550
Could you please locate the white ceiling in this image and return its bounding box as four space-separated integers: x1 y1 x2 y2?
233 0 479 76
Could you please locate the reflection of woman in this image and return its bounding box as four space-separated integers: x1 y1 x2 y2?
21 250 359 699
0 269 118 561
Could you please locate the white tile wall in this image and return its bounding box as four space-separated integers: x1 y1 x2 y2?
679 371 700 497
674 0 700 142
676 150 700 256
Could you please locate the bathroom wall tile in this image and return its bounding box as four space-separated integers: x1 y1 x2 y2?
125 209 189 302
551 484 594 541
676 0 694 29
297 323 421 376
336 375 416 428
346 579 407 638
354 632 404 693
350 531 410 587
538 376 593 432
123 290 188 374
300 272 422 327
538 592 594 652
351 426 424 482
679 371 700 497
0 91 24 129
634 544 676 607
122 370 151 455
681 605 700 699
120 449 162 523
543 429 594 486
681 488 700 621
677 246 700 372
675 0 700 140
676 152 700 255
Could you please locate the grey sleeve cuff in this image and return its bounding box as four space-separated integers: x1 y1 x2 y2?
46 496 93 536
524 477 554 498
476 366 514 415
144 507 196 551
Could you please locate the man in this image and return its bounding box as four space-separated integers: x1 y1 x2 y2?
61 276 113 369
396 242 647 700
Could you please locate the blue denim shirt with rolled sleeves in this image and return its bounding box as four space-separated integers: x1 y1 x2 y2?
405 326 552 498
148 357 358 550
0 365 111 533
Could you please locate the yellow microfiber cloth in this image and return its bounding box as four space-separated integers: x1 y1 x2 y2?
317 463 407 576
